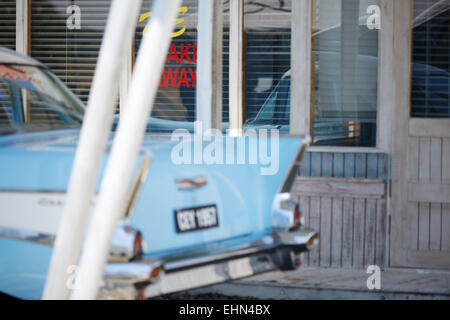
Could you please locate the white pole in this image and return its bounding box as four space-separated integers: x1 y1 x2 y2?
70 0 182 300
290 0 312 136
43 0 143 300
196 0 214 133
229 0 244 137
196 0 223 133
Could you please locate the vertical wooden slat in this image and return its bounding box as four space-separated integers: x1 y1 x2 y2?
418 137 431 252
322 153 333 178
429 203 441 251
419 137 431 184
375 199 387 267
442 204 450 252
430 138 442 184
342 198 353 268
429 139 442 252
418 203 430 250
364 199 377 266
344 153 355 178
311 152 322 177
299 196 311 266
331 198 343 267
443 138 450 185
367 154 378 179
309 197 321 266
408 137 420 253
355 153 367 178
353 199 365 268
377 153 389 180
409 137 419 183
333 153 344 178
299 152 311 176
320 197 332 267
408 202 419 250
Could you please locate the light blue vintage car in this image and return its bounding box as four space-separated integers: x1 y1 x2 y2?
0 47 317 300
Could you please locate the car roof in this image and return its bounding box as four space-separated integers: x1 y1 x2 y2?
0 47 45 67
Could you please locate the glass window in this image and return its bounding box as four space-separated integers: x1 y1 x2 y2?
31 0 112 107
0 63 83 135
0 1 15 51
411 0 450 118
242 1 292 123
136 0 199 124
135 0 292 132
311 0 379 147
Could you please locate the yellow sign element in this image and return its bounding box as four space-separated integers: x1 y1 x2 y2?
139 6 190 38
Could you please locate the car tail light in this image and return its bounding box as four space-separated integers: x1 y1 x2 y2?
109 224 144 262
293 204 301 226
295 256 302 268
133 231 143 256
271 193 302 230
307 234 318 249
150 266 162 280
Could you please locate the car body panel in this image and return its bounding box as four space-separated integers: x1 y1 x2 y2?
0 47 314 299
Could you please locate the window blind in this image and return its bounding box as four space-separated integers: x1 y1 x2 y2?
0 0 15 124
411 0 450 118
31 0 112 107
135 0 291 126
242 0 292 122
135 0 199 123
312 0 379 147
0 1 16 50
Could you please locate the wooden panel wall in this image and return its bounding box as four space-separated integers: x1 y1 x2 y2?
299 152 390 179
408 136 450 255
293 151 389 269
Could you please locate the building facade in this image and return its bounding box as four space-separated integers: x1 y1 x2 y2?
0 0 449 269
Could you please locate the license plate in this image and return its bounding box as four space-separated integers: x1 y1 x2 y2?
175 205 219 233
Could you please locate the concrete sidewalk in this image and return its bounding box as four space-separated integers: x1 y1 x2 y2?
190 267 450 300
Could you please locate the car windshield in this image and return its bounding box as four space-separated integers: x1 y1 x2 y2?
251 75 290 124
0 63 84 136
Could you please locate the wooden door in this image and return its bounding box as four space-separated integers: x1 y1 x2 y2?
390 1 450 269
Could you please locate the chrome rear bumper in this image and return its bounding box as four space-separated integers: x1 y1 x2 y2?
99 228 318 299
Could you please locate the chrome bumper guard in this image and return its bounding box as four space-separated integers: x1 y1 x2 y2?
99 228 318 300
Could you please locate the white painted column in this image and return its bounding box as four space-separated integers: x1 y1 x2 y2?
290 0 312 136
377 0 394 153
120 28 134 120
70 0 181 300
16 0 30 56
228 0 244 136
196 0 223 133
43 0 143 300
16 0 30 123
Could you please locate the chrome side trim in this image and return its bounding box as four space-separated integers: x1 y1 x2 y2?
278 135 312 193
0 226 54 246
123 155 152 218
143 228 318 298
103 259 161 284
144 253 275 298
0 224 144 263
274 228 319 251
159 229 317 273
175 176 207 191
